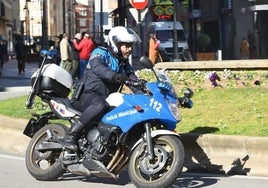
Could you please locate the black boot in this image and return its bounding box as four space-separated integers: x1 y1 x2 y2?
64 120 84 151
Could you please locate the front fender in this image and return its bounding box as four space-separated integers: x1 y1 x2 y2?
131 130 180 151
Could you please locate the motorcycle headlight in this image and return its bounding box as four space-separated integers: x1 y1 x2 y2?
167 100 182 121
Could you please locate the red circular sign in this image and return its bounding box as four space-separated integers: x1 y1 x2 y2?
129 0 148 10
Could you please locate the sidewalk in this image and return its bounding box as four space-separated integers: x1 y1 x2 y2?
0 59 39 100
0 59 39 155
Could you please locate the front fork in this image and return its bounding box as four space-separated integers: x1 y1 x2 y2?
145 122 155 160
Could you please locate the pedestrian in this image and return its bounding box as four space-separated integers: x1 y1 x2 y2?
59 33 73 74
48 40 60 64
63 26 141 151
0 40 8 70
239 37 249 59
70 33 82 79
54 34 64 65
73 32 95 78
247 30 255 59
15 38 27 74
149 33 161 64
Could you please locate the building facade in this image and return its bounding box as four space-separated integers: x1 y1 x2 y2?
110 0 268 60
0 0 20 54
2 0 268 59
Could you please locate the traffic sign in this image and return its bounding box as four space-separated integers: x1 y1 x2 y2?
129 0 148 10
129 8 148 23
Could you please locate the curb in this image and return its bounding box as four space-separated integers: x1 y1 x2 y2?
155 59 268 70
0 115 30 156
0 86 31 92
180 133 268 177
0 115 267 177
0 87 31 101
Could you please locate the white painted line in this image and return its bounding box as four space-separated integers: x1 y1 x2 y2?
0 153 25 161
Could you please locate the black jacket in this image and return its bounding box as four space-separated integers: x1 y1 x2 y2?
81 47 136 98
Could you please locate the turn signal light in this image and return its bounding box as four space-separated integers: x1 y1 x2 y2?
135 105 143 112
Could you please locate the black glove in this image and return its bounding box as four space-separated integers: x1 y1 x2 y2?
112 74 128 84
138 79 147 85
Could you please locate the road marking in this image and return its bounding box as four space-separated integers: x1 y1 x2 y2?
0 153 25 161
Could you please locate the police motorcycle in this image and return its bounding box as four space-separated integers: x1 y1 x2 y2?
23 49 193 188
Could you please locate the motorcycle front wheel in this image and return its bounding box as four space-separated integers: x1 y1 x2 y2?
25 123 66 181
129 135 185 188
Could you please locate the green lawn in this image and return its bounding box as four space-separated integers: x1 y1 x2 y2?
0 87 267 137
135 69 268 137
177 87 268 137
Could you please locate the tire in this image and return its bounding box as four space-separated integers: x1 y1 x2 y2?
129 135 184 188
25 124 67 181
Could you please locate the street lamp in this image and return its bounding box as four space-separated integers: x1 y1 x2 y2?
73 0 78 34
41 0 48 49
92 1 96 38
100 0 104 44
20 20 25 40
62 0 66 33
67 0 79 37
23 3 30 45
30 17 34 38
67 7 72 36
173 0 179 60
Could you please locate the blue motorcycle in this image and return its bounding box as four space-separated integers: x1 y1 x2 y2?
23 50 193 188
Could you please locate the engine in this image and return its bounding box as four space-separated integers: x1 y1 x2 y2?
82 126 130 175
85 127 119 163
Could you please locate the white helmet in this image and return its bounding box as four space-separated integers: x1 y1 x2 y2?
108 26 141 54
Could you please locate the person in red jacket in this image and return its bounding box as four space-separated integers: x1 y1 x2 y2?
73 33 95 78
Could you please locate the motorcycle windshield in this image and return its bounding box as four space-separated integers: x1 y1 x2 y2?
156 69 178 99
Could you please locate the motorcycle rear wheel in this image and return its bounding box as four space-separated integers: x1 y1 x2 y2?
129 135 184 188
25 124 66 181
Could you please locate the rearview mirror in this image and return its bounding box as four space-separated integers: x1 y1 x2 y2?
139 55 154 69
184 88 194 99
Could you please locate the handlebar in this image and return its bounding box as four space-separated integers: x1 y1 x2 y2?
125 79 146 89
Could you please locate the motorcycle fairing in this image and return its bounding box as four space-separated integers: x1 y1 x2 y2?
105 92 124 107
102 83 178 133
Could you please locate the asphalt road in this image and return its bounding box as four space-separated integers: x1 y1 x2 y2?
1 152 268 188
0 60 37 100
1 58 268 187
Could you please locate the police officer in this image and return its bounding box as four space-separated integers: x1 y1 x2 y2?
64 26 141 151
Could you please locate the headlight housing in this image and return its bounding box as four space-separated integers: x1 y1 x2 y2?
167 100 181 121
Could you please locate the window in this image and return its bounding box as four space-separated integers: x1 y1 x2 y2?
0 3 5 16
156 30 186 41
80 20 86 27
79 9 87 16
